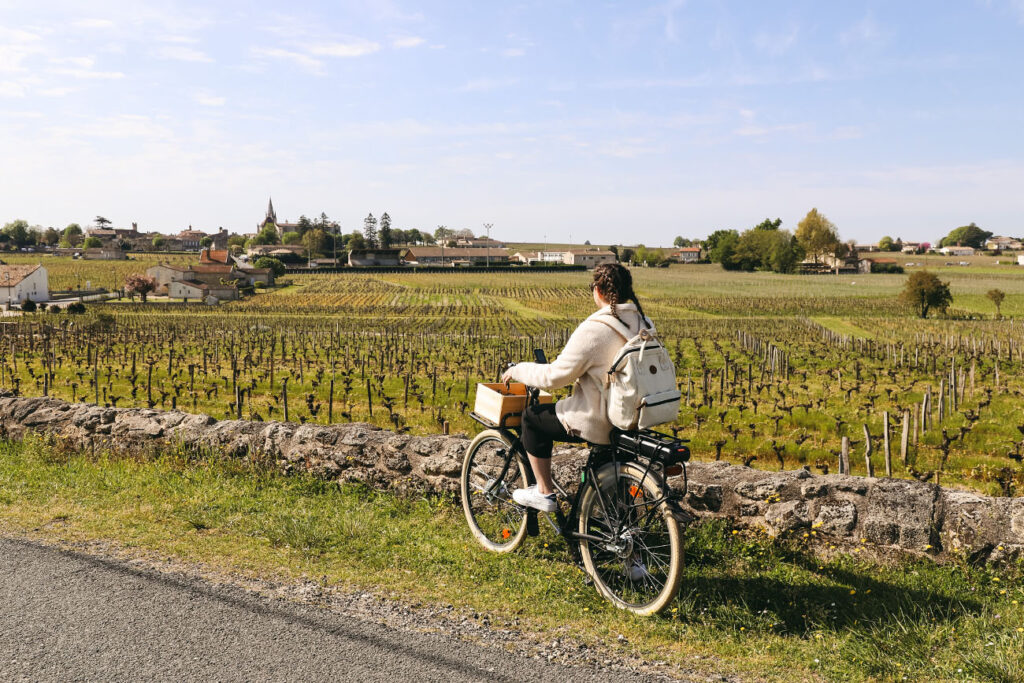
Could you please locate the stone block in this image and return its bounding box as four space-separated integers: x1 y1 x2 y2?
765 500 809 533
685 483 723 512
814 501 857 534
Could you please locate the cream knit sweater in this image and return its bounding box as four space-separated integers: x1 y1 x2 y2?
508 302 652 445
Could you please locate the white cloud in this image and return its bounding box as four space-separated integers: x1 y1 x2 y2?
392 36 425 49
840 15 882 46
733 123 805 137
37 86 78 97
457 77 519 92
49 67 125 80
155 45 212 63
309 40 381 57
754 24 800 56
501 47 525 57
0 80 27 97
72 18 115 29
251 47 324 74
194 92 226 107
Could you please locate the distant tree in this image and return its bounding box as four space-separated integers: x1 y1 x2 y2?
2 219 30 247
419 231 436 245
199 236 213 248
151 235 166 250
673 236 685 247
704 229 740 266
297 215 314 234
404 228 421 245
94 216 112 229
619 247 635 263
795 208 840 262
281 231 302 245
939 222 991 249
878 236 895 251
302 229 326 257
753 217 782 231
455 228 474 240
363 214 378 248
42 227 60 246
987 288 1006 318
124 273 157 302
901 270 952 318
248 225 279 246
379 212 392 248
728 228 803 273
82 236 103 249
346 231 366 250
62 223 83 246
20 298 36 313
227 234 246 249
66 301 86 314
254 256 286 277
584 239 591 245
116 238 132 251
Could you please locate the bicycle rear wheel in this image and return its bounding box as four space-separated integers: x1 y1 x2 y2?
577 461 683 615
460 430 529 552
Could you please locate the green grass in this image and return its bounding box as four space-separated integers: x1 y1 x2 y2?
1 437 1021 682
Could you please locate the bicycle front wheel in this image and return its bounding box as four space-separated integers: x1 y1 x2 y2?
577 461 683 615
460 429 529 552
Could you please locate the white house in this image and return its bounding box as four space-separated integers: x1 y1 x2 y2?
0 264 49 306
671 247 702 263
939 246 975 256
561 249 617 268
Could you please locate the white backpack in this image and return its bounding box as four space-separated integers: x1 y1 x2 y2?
596 317 681 431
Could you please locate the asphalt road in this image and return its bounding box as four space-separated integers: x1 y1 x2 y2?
0 537 671 682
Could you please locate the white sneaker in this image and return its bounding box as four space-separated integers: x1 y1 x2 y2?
512 485 557 512
626 559 648 582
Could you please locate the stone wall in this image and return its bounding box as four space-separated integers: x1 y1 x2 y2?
0 395 1021 564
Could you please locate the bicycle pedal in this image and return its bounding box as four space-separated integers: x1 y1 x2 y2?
526 510 540 537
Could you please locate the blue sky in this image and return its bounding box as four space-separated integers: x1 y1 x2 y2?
2 1 1023 245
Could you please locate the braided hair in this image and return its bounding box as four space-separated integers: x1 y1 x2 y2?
592 263 648 327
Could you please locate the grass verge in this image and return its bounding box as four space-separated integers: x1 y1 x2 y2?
0 437 1021 682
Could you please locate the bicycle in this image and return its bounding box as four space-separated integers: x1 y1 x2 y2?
460 350 692 616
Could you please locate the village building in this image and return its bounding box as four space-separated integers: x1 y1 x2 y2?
938 245 975 256
456 237 505 248
670 247 702 263
257 197 300 238
853 243 879 252
511 251 566 265
985 236 1023 251
561 249 617 268
168 280 239 302
0 264 49 306
246 244 306 259
901 242 923 253
199 248 231 265
82 248 128 260
348 248 403 267
403 246 510 266
146 260 273 295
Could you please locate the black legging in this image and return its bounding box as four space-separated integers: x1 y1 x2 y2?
520 403 583 459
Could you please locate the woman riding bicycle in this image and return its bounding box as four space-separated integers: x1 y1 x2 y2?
501 262 652 512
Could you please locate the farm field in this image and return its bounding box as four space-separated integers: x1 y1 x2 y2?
5 257 1024 496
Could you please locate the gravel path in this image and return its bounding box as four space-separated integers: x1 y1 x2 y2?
0 537 710 682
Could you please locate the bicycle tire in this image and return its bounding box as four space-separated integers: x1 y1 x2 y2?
577 461 683 615
460 429 530 553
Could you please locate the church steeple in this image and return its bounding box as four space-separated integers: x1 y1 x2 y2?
266 197 277 224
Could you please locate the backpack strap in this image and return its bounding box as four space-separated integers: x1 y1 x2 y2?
591 317 629 343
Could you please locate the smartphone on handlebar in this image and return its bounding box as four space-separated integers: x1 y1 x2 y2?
533 349 547 364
